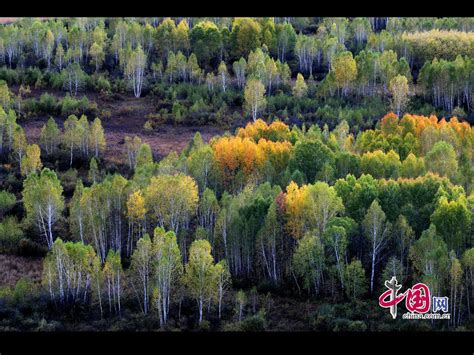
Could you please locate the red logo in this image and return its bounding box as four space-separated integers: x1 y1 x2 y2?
379 277 431 319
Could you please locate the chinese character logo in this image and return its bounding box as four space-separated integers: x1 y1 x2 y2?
378 276 431 319
432 296 449 313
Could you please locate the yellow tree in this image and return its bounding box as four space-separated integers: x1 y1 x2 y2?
244 78 266 122
21 144 42 176
144 174 198 236
89 117 106 158
12 125 27 170
183 239 217 324
284 181 344 239
126 190 147 256
389 74 409 116
331 51 357 97
292 73 308 98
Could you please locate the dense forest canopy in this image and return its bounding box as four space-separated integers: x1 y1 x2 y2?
0 17 473 332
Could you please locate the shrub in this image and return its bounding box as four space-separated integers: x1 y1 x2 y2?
0 217 24 253
348 320 368 331
24 67 43 86
59 169 78 194
38 92 58 115
60 94 90 116
239 310 267 331
48 72 64 90
144 120 153 132
13 277 35 304
91 74 111 94
0 190 16 217
0 66 20 85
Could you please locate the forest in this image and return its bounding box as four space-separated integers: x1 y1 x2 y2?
0 17 473 332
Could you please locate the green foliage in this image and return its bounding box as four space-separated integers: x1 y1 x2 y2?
290 139 335 183
0 190 16 218
0 216 24 253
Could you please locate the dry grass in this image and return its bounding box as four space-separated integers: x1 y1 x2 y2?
21 92 225 166
0 254 43 287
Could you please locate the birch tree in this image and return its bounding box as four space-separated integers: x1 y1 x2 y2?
293 232 325 295
69 179 85 243
22 168 65 249
144 174 198 236
323 225 347 290
363 200 391 293
21 144 42 176
130 234 153 315
42 239 99 306
183 239 217 324
244 78 266 122
62 63 85 96
218 61 228 92
103 249 123 316
389 74 409 116
89 117 106 158
213 259 231 319
233 57 247 89
124 135 142 170
257 201 282 283
126 190 147 257
12 125 26 170
152 227 182 327
124 45 147 98
63 115 80 167
39 117 61 156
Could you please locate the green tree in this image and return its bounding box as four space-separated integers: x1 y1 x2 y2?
88 157 100 184
0 190 15 219
393 215 414 277
42 238 98 305
290 139 335 183
409 224 449 296
293 232 325 295
62 62 86 96
136 143 153 170
152 227 183 327
331 51 357 96
21 144 42 176
431 195 471 255
400 153 425 178
323 225 348 290
244 78 266 122
183 239 217 324
214 259 231 319
236 289 247 322
130 234 153 315
89 42 105 72
363 200 391 293
232 18 262 58
12 125 27 170
63 114 80 167
292 73 308 98
103 249 123 316
425 141 458 181
381 256 405 286
124 45 147 98
0 80 11 110
389 74 409 116
218 61 228 92
89 117 106 158
344 259 367 300
39 117 61 156
22 168 64 249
